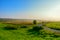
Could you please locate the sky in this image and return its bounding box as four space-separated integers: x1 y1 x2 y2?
0 0 60 20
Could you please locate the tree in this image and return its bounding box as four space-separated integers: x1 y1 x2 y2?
33 20 37 24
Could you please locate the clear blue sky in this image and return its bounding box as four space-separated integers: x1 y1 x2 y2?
0 0 60 20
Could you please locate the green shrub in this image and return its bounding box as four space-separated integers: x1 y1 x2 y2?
28 26 44 36
20 25 27 28
4 25 18 30
32 26 43 31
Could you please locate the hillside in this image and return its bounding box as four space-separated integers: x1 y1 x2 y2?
0 18 41 24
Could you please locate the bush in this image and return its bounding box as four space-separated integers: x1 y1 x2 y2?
32 26 43 31
4 25 18 30
20 25 27 28
28 26 44 36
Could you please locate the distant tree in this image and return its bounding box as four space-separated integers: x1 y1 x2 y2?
33 20 37 24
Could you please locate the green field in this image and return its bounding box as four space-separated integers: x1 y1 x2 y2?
45 22 60 30
0 23 60 40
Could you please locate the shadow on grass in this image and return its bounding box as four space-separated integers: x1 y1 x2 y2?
4 27 17 30
3 26 17 30
50 28 60 30
27 26 44 36
3 25 28 30
20 25 27 28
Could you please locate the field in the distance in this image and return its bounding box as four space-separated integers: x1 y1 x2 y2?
0 18 41 25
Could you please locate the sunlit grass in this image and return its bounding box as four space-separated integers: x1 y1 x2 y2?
45 22 60 30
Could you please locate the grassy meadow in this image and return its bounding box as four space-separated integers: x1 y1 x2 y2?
45 22 60 30
0 19 60 40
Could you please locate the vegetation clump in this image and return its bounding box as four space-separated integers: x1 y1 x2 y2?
28 26 44 36
32 26 43 31
4 25 18 30
20 25 27 28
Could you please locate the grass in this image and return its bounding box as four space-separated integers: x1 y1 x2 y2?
45 22 60 30
0 23 60 40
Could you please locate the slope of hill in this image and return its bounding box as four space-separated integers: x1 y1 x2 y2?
0 18 41 24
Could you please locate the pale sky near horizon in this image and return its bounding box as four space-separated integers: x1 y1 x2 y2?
0 0 60 20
